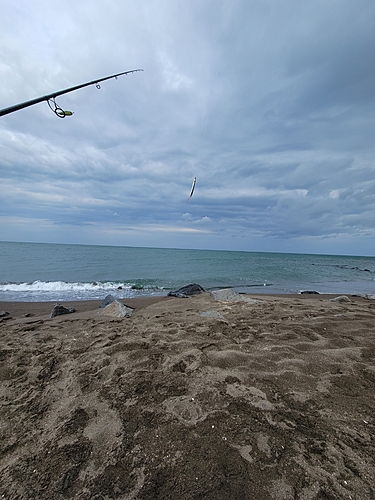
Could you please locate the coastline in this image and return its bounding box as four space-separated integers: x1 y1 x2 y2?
1 291 375 498
0 291 368 320
2 242 375 304
0 296 169 320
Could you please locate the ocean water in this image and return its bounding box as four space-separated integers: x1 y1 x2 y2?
0 241 374 302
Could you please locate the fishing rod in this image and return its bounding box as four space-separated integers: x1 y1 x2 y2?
0 68 143 118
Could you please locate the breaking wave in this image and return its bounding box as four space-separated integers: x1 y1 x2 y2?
0 280 167 302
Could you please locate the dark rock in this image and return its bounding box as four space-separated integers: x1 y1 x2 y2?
168 283 205 298
301 290 320 294
50 304 76 318
100 295 116 308
0 311 10 318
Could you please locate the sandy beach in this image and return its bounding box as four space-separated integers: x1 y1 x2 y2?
1 292 375 499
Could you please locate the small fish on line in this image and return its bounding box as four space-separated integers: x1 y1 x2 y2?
186 177 196 203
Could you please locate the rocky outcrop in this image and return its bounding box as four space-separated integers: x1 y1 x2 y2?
0 310 11 321
100 295 117 308
50 304 76 318
168 284 205 298
98 299 133 318
330 295 351 303
210 289 259 304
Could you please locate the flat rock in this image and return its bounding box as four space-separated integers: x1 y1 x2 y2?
200 310 228 322
210 289 260 304
241 296 261 304
210 289 244 302
168 284 205 298
330 295 351 303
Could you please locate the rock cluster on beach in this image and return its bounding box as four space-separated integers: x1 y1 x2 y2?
48 295 134 319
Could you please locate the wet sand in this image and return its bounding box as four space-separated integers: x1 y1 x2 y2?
1 292 375 499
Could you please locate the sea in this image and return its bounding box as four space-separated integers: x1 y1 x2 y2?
0 241 374 302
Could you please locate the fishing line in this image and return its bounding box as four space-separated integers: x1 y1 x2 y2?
24 137 39 150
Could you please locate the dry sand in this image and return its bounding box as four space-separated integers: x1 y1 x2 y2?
1 292 375 499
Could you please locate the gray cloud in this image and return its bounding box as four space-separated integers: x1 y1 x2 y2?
1 0 375 255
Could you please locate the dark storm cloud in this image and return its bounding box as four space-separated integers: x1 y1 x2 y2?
1 0 375 254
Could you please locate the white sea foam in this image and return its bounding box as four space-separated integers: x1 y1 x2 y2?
0 280 130 292
0 280 164 302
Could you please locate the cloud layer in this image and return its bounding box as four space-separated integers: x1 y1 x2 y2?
1 0 375 255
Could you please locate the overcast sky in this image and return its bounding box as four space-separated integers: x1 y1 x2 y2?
1 0 375 256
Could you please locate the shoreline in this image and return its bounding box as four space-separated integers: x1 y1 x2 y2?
1 279 374 306
0 296 170 320
0 291 371 321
